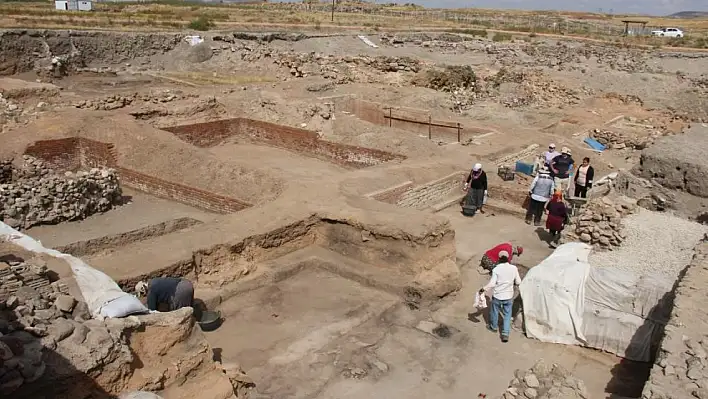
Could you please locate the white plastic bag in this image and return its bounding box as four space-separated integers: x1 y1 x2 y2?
474 291 488 309
100 295 149 318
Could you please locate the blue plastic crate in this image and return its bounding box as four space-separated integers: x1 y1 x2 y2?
515 161 534 176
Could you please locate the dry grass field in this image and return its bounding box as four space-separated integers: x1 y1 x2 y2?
0 1 706 49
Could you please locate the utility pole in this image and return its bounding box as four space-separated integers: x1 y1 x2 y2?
331 0 335 22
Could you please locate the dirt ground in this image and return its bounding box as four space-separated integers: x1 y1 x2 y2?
2 28 706 399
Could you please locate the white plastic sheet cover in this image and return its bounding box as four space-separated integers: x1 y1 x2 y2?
0 221 147 319
519 242 592 346
185 35 203 46
583 266 673 362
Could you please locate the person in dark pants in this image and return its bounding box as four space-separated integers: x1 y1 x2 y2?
461 163 488 216
525 167 555 226
139 277 194 312
573 157 594 198
545 192 569 248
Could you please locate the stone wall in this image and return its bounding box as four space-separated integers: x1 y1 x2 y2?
641 241 708 399
366 171 466 210
497 359 589 399
396 172 466 209
0 156 122 229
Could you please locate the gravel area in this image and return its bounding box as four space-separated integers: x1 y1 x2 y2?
590 208 708 278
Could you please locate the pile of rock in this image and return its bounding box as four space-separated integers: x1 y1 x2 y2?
0 92 21 117
0 256 93 396
519 43 650 73
498 359 589 399
590 128 654 150
73 91 191 111
0 159 11 184
565 196 637 249
0 156 123 229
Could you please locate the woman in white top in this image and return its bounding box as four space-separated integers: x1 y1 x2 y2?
573 157 594 198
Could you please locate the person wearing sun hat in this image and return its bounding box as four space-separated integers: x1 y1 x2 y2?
550 146 575 194
542 143 560 167
479 249 522 343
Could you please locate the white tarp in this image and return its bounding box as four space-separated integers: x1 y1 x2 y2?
357 35 379 48
520 242 592 346
520 242 673 362
583 267 672 361
0 221 147 319
185 35 203 46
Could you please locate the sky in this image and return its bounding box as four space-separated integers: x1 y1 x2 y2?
368 0 708 16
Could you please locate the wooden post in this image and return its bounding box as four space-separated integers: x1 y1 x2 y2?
389 107 392 127
457 123 461 143
331 0 335 22
428 115 432 140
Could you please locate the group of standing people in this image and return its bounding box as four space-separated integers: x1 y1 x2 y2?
467 143 596 343
526 143 595 247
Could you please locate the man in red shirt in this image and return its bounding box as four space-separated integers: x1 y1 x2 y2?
479 243 523 274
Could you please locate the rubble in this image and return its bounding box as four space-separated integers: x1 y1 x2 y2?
72 91 193 111
0 156 123 229
497 359 589 399
0 159 11 184
564 196 637 250
413 64 478 92
641 242 708 399
519 42 651 73
590 128 660 150
0 256 89 396
0 238 245 399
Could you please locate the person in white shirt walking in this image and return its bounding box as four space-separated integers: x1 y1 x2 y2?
479 250 522 343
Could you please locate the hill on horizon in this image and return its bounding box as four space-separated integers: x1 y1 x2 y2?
667 11 708 18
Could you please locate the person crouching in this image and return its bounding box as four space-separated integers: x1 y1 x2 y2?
136 277 194 312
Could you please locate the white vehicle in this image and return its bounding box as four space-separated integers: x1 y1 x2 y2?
651 27 684 38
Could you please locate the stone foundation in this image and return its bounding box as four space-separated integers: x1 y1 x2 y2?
0 156 122 229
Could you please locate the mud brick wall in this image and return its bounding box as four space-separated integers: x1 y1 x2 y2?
24 138 81 171
78 138 118 168
366 172 466 210
165 117 405 168
116 167 249 213
396 171 466 209
163 118 238 147
23 138 251 214
366 181 414 203
239 118 405 168
342 98 481 142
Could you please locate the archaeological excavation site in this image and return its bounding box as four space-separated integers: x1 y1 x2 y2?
1 19 708 399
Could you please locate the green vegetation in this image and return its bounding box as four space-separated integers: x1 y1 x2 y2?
187 15 214 31
492 32 513 42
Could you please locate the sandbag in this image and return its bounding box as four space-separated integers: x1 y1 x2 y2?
100 294 149 318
